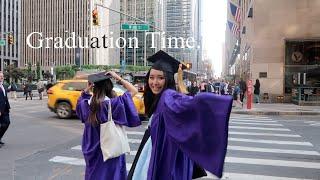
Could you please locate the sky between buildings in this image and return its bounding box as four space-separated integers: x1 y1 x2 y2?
203 0 227 77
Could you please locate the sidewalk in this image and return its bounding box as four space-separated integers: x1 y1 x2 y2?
232 103 320 116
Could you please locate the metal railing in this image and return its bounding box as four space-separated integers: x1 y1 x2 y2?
292 87 320 105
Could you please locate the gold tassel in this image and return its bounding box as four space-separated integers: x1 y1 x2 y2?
176 66 189 94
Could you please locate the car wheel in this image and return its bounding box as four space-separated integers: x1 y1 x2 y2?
56 102 72 119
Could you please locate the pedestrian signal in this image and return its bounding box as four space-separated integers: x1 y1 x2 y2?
8 35 14 45
92 9 99 26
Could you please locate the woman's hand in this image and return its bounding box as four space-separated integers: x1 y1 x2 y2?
84 82 94 93
105 71 122 81
106 71 138 96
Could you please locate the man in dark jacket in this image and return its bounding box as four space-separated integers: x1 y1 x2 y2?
239 78 247 103
0 71 11 147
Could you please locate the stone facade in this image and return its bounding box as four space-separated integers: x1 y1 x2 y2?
230 0 320 102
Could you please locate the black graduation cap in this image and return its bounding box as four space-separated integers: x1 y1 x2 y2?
147 50 187 73
88 72 112 83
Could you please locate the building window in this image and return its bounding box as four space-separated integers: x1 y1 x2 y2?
242 26 246 34
259 72 267 78
248 7 253 18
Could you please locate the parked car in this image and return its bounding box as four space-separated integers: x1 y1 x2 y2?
47 79 144 119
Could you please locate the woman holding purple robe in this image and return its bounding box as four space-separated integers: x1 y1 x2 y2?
128 50 233 180
76 71 141 180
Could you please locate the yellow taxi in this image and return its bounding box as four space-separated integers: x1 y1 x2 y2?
47 79 145 119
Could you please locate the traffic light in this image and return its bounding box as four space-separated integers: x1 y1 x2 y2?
8 34 14 45
186 63 192 70
92 8 99 26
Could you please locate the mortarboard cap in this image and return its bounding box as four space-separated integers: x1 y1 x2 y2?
147 50 187 73
88 72 112 83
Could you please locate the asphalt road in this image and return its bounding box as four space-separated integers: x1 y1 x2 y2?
1 98 319 179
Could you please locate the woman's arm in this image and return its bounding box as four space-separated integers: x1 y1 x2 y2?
106 71 138 97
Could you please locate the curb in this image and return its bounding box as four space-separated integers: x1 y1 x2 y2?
232 111 320 116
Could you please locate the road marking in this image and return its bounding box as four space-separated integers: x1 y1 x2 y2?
229 131 301 137
71 145 81 150
128 139 142 143
129 151 137 156
225 157 320 169
49 156 85 166
48 157 316 179
310 122 320 126
231 119 278 123
126 131 145 135
231 117 274 120
229 138 313 146
71 145 138 155
207 172 313 180
229 126 291 131
231 116 271 118
228 145 320 155
126 163 132 170
230 122 283 126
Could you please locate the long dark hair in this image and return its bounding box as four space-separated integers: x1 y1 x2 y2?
143 68 176 118
255 79 260 87
89 79 117 126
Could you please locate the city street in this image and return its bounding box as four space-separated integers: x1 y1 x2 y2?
0 98 319 179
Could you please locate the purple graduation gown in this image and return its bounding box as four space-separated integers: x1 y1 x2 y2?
147 89 232 179
76 91 141 180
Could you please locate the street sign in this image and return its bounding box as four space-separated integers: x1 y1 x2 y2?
0 39 6 46
121 24 150 31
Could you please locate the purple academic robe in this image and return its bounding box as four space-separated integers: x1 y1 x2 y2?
76 91 141 180
147 89 232 179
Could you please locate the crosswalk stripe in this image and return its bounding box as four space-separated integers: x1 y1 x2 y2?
229 131 301 137
230 122 283 126
49 156 85 166
231 115 271 118
128 139 142 143
49 156 318 179
228 145 320 155
71 145 81 150
231 117 274 120
207 172 313 180
229 138 313 146
231 119 278 123
226 157 320 169
126 131 145 135
70 144 138 156
229 126 290 131
130 151 137 156
126 163 132 170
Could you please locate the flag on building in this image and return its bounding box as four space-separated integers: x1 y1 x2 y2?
227 21 240 36
230 2 241 22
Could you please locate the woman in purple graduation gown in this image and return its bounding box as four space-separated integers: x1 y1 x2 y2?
76 71 141 180
128 50 233 180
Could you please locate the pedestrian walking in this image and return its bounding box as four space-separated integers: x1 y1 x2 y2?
200 81 206 92
239 78 247 103
0 71 11 148
36 81 45 100
220 80 226 95
187 81 199 96
10 81 17 100
254 79 261 103
76 71 141 180
128 50 233 180
24 82 33 100
233 83 243 108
